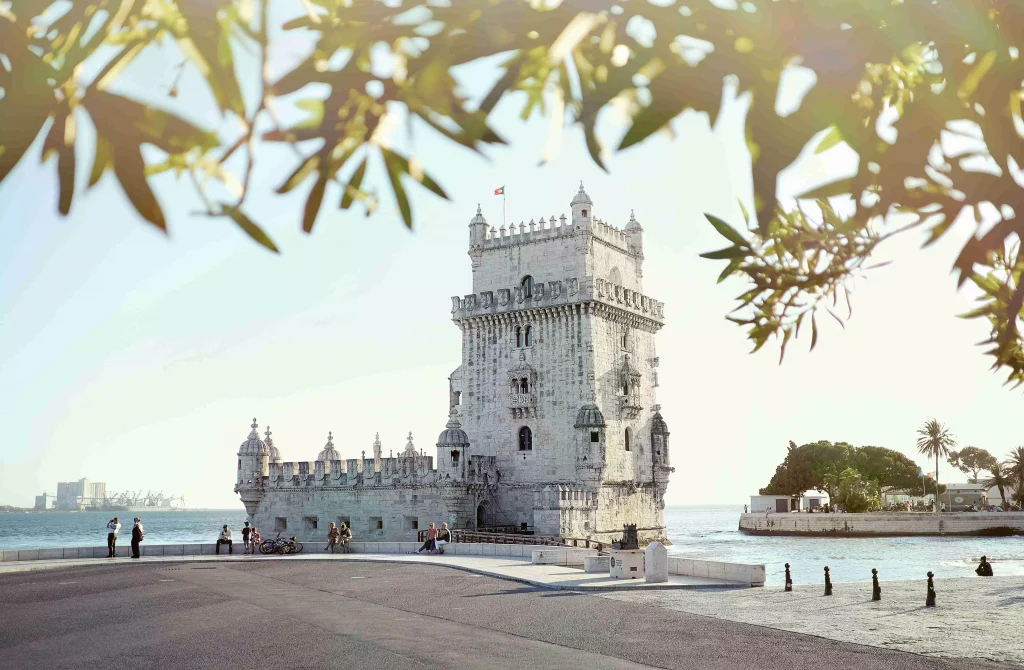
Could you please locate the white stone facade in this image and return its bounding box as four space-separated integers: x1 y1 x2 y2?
235 184 674 543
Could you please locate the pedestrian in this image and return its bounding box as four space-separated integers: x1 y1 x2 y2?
131 517 144 559
106 517 121 558
338 523 352 553
325 522 341 553
216 524 233 554
241 521 252 554
976 556 994 577
435 523 451 554
743 504 748 514
251 527 262 554
417 523 438 553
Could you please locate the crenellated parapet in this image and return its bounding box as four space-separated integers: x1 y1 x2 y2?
451 276 665 329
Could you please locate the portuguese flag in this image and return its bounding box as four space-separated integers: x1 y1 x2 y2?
494 186 505 195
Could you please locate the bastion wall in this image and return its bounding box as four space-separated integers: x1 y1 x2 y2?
739 512 1024 536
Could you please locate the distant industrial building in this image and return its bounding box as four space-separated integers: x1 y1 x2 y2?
55 478 108 510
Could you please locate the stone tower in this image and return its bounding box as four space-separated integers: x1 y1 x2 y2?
450 183 673 542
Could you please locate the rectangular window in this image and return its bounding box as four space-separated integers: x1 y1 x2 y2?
369 516 383 532
404 516 419 531
303 516 318 532
590 431 599 443
275 517 287 532
454 391 462 405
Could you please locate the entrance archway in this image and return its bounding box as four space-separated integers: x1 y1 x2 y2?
476 501 490 528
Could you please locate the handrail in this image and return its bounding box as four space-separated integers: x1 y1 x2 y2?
415 528 604 551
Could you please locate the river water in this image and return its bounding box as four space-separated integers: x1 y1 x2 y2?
2 505 1021 585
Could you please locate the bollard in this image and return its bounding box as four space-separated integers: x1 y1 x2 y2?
824 566 832 596
926 571 936 607
871 568 881 601
784 563 793 592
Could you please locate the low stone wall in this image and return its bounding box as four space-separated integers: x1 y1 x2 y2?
0 541 553 563
668 557 765 586
531 548 599 566
739 512 1024 537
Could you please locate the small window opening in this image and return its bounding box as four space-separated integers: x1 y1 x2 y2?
515 326 523 348
623 380 629 395
303 516 318 532
590 431 600 443
369 516 384 531
275 517 287 532
237 459 241 470
525 325 533 346
521 275 534 299
582 209 588 217
451 449 460 465
454 391 462 405
520 378 529 393
518 426 533 452
624 428 632 452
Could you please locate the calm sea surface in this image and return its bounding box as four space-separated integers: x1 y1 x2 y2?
2 505 1021 585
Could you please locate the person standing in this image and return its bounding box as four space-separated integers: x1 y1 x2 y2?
131 518 144 559
216 525 233 554
106 517 121 558
241 522 252 554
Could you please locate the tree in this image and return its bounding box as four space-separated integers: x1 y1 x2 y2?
916 419 957 512
982 463 1012 511
1005 447 1024 508
2 1 1023 385
947 446 999 482
760 439 942 499
833 467 882 513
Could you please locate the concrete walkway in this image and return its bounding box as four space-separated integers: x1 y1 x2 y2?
0 551 749 591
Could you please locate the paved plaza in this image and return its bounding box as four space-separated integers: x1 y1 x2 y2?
0 558 1013 669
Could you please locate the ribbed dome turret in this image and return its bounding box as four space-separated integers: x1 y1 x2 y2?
317 431 340 461
574 404 606 428
238 418 269 456
469 203 486 226
570 181 593 206
264 427 281 462
625 209 643 231
437 409 470 447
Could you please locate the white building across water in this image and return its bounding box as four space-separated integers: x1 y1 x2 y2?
235 184 675 543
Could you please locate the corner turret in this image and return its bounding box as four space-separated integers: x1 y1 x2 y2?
625 209 644 257
468 204 487 270
570 181 594 231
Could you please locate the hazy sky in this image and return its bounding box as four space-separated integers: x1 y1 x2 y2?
1 10 1020 509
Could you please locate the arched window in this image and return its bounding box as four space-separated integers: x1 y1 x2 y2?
518 426 533 451
621 329 628 350
521 275 534 299
515 326 523 348
451 450 460 465
624 427 632 452
622 379 629 396
524 325 533 346
520 378 529 393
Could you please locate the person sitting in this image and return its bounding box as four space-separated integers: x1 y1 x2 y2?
338 523 352 553
216 525 233 554
417 523 438 553
325 522 341 553
435 523 451 554
976 555 994 577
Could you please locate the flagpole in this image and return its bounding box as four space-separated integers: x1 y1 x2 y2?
503 190 506 230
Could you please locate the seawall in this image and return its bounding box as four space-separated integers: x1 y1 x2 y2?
739 512 1024 537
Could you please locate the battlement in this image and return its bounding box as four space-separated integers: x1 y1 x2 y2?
481 214 632 254
451 276 665 325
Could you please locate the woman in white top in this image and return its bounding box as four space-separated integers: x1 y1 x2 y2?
435 523 451 554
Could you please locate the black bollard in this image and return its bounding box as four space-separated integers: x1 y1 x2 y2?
871 568 881 601
926 571 936 607
785 563 793 592
824 566 833 596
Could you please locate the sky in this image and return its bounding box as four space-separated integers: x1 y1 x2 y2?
1 8 1021 510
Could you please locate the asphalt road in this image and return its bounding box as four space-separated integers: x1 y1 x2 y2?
0 561 1010 669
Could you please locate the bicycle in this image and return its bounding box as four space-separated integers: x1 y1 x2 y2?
259 534 303 555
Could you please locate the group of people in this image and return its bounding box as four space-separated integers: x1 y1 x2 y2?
415 522 452 554
325 522 353 553
217 522 267 554
104 517 144 558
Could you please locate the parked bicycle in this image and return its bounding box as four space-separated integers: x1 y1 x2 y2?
259 534 303 555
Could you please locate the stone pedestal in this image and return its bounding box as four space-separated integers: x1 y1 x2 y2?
644 541 668 583
584 555 611 573
609 549 644 579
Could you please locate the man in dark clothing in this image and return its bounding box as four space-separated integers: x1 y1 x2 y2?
976 555 994 576
241 521 251 554
131 518 144 559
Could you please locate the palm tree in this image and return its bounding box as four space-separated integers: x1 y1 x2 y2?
917 419 957 513
982 464 1011 511
1005 447 1024 510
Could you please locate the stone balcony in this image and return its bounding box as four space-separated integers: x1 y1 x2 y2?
619 394 643 419
509 392 536 418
